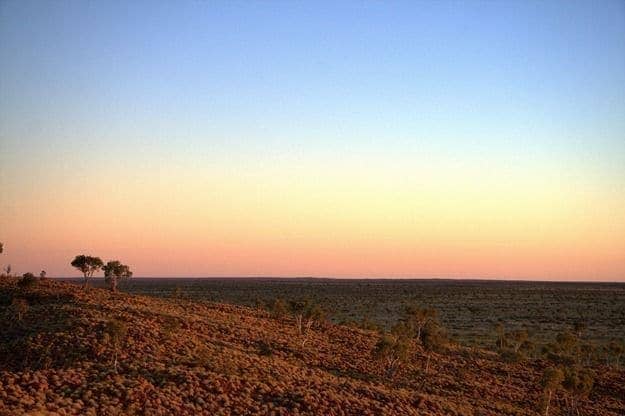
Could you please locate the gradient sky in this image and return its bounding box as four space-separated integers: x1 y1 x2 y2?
1 1 624 280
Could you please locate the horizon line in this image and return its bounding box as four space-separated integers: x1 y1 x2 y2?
53 276 625 284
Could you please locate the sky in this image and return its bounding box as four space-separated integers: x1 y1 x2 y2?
1 1 624 280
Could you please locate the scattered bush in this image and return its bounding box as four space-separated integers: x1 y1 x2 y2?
372 333 410 378
421 320 448 372
606 340 624 368
562 367 594 415
404 306 438 342
17 272 38 289
289 299 325 347
540 367 564 416
257 339 274 357
171 285 183 299
104 319 128 372
161 316 181 339
267 298 288 319
11 297 29 321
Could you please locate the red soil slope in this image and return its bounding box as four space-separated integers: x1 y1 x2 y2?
1 278 623 415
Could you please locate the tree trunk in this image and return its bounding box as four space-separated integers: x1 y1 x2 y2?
295 315 303 334
544 390 551 416
425 353 431 373
111 277 118 292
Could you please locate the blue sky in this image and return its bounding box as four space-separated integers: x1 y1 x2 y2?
1 1 624 279
2 1 624 160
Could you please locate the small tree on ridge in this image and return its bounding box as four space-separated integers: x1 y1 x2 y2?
103 260 132 292
71 255 103 288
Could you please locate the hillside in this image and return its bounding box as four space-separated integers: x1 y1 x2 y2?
1 278 623 415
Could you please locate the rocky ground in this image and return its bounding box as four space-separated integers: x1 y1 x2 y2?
1 278 623 415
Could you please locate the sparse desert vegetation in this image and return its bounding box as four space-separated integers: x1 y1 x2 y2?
1 276 624 415
115 278 625 357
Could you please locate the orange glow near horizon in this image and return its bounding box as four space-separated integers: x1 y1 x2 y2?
2 156 624 281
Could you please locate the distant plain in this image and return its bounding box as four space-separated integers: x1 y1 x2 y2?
62 278 625 350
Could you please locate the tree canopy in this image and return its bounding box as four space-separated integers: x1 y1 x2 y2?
103 260 132 292
70 255 104 287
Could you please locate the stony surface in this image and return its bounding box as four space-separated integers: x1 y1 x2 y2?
1 278 623 415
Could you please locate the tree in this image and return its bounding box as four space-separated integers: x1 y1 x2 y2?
11 298 29 321
562 367 594 415
104 319 128 372
267 298 288 319
606 340 624 368
103 260 132 292
39 270 47 279
0 242 3 253
421 320 447 373
372 333 410 378
17 272 38 289
404 306 438 342
71 255 103 287
393 306 447 373
541 367 564 416
573 321 587 339
509 329 529 354
288 299 325 347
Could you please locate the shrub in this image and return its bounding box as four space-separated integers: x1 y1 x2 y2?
162 316 181 339
171 285 183 299
573 320 587 339
372 333 410 378
404 306 438 342
359 316 379 331
540 367 564 416
257 339 274 357
267 298 288 319
11 297 29 321
499 348 525 364
17 272 38 289
104 319 128 372
562 367 594 415
606 340 624 368
543 330 581 365
421 320 448 373
289 299 325 346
